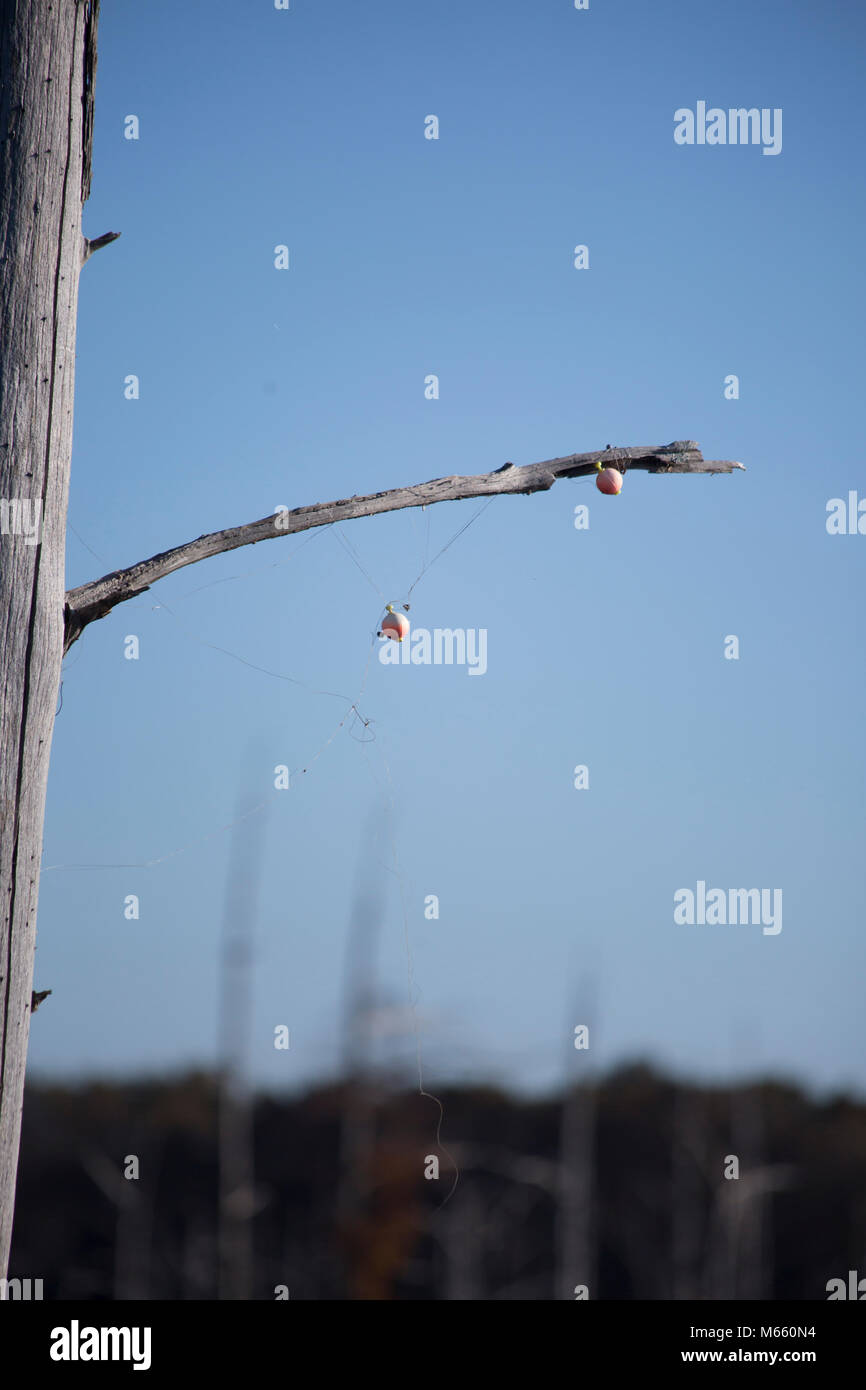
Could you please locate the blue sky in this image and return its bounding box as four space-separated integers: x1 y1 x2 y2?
30 0 866 1097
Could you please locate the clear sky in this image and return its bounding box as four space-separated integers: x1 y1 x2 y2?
30 0 866 1098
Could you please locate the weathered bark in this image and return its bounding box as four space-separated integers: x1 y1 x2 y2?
64 442 744 650
0 0 98 1276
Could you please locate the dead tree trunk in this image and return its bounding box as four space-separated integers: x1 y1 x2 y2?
0 0 100 1277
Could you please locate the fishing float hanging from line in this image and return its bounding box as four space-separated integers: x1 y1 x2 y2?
595 460 624 495
379 603 410 642
335 497 495 644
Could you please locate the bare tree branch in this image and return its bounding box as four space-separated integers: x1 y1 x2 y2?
63 439 744 651
81 229 120 265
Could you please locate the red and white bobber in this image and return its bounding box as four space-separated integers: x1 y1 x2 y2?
380 604 410 642
596 465 624 495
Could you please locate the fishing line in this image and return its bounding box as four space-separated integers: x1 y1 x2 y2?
160 524 332 605
67 523 110 565
331 526 389 603
42 660 374 872
351 500 497 1207
42 800 269 872
151 596 364 707
333 495 496 616
291 633 379 780
53 491 487 1179
406 505 430 585
46 603 379 873
54 498 475 1213
404 497 495 607
361 735 460 1210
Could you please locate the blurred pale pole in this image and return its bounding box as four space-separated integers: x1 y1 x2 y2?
218 780 266 1300
556 980 597 1300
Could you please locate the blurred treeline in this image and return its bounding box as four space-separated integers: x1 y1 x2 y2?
10 1064 866 1300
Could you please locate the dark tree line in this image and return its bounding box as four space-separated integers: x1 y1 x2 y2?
9 1064 865 1300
